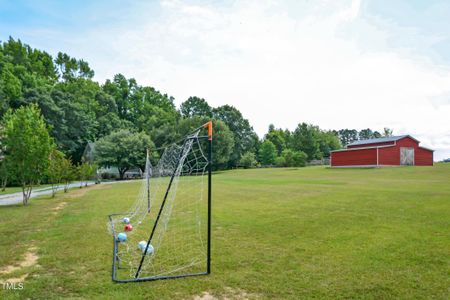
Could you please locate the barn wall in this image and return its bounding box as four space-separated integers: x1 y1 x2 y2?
332 136 433 167
378 137 433 166
415 148 433 166
395 137 418 148
395 137 434 165
378 146 398 165
331 148 377 166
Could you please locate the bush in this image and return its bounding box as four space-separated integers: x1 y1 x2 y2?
239 152 257 169
281 149 295 167
275 156 286 167
279 149 308 167
293 151 307 167
101 172 118 180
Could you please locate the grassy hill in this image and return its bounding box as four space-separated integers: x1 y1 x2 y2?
0 164 449 299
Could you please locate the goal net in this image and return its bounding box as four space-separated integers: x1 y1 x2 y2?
108 122 212 282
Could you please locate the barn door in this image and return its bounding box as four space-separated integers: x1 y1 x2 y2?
400 147 414 165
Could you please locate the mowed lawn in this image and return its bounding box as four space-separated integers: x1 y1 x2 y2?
0 165 449 299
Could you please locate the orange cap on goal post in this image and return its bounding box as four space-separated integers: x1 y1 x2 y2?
204 121 212 140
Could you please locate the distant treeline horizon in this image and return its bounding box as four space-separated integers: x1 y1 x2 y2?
0 37 394 170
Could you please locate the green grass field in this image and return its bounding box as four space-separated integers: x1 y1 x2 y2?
0 165 449 299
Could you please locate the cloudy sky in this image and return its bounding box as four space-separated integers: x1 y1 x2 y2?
1 0 449 160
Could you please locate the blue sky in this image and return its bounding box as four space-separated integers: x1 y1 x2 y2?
364 0 450 63
1 0 450 160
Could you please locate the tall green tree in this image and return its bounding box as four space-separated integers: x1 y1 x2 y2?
50 85 99 162
177 116 234 169
318 131 341 157
95 130 154 180
383 127 393 137
265 124 287 155
3 104 53 205
259 140 277 165
359 128 382 140
180 96 212 118
77 162 97 187
102 74 138 120
337 129 359 146
0 125 7 191
55 52 94 81
291 123 322 160
102 75 180 141
359 128 373 140
61 157 75 193
213 105 258 167
0 159 7 191
47 148 65 197
0 63 22 105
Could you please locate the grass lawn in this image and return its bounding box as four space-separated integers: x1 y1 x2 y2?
0 164 449 299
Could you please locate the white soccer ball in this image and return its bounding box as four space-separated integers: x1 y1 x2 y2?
123 217 130 224
138 240 154 255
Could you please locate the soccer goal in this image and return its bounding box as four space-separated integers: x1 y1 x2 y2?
108 122 212 283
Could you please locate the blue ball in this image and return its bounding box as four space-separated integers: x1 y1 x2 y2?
117 232 127 242
123 217 130 224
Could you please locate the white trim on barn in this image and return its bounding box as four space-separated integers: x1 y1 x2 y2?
330 144 395 153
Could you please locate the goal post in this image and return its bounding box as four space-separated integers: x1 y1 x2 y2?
206 121 212 275
108 122 212 283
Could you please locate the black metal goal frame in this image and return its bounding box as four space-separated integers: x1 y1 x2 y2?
108 121 213 283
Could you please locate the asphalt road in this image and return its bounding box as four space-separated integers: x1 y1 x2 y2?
0 181 96 206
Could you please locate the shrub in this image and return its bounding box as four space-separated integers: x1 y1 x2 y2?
275 156 286 167
239 152 257 169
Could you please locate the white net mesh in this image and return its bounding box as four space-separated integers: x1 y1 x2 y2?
108 130 209 280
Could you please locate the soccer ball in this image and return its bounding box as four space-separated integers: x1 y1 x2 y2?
117 232 127 242
138 241 154 255
123 217 130 224
124 224 133 232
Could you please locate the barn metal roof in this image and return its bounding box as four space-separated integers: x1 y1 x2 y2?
347 135 413 147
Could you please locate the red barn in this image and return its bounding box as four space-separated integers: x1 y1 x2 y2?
330 135 433 167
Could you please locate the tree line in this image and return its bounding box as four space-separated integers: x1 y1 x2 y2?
0 104 96 204
335 128 393 146
0 37 394 203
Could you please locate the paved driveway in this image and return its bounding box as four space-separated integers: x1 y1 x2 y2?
0 181 96 206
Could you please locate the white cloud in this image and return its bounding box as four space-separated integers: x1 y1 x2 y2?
18 0 450 160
